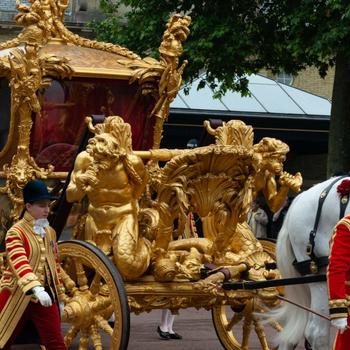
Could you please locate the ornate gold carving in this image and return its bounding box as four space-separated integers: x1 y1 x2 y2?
205 120 302 214
61 117 295 347
6 44 71 148
0 0 139 61
0 43 72 220
253 137 302 212
204 119 254 148
66 117 283 297
0 146 52 221
119 15 191 149
66 116 152 281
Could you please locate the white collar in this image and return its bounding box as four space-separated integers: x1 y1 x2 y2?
33 218 49 238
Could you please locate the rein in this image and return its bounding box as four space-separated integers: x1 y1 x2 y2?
293 175 349 275
276 295 330 321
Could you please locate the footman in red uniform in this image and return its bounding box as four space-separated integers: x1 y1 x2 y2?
327 213 350 350
0 179 66 349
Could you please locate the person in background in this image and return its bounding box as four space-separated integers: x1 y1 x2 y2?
247 199 269 239
270 197 291 239
157 309 182 340
0 179 66 350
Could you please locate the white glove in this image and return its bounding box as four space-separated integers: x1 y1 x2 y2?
331 318 348 334
59 301 65 314
32 286 52 307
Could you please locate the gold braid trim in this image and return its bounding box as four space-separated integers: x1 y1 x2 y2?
329 299 348 308
337 217 350 231
17 272 41 293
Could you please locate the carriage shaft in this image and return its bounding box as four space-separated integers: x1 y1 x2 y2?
223 274 327 290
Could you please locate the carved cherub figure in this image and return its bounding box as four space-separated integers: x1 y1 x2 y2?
253 137 302 213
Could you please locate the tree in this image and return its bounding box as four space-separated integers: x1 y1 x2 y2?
92 0 350 176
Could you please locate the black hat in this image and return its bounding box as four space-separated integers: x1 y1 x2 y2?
23 179 57 204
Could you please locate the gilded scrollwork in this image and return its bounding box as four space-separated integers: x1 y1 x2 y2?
54 114 292 338
0 146 53 221
119 14 191 149
0 42 72 220
204 120 303 213
66 117 282 291
0 0 139 60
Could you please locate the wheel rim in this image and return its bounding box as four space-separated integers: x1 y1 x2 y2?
212 299 281 350
212 239 281 350
58 240 130 350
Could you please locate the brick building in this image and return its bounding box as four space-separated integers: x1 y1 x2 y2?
261 67 335 101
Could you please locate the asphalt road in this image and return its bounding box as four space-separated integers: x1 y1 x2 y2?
12 308 312 350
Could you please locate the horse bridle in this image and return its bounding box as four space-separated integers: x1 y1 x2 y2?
293 175 349 275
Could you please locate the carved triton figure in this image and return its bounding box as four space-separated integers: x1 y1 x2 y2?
66 116 152 281
66 116 183 281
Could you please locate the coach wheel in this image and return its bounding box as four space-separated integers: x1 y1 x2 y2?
212 239 281 350
58 240 130 350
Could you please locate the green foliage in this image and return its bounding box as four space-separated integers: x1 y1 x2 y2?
92 1 350 96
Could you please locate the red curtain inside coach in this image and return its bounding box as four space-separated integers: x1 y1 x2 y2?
30 78 155 172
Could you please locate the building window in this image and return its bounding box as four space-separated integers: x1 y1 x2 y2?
276 71 293 85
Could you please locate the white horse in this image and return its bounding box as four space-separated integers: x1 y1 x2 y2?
273 175 350 350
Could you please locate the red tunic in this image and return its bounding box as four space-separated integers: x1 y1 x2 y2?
327 215 350 349
0 212 64 348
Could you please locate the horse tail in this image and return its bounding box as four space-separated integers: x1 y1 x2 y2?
272 214 311 349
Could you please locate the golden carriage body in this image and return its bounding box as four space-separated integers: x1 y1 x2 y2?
0 2 303 349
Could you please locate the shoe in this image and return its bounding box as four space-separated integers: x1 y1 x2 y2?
157 326 170 340
169 332 182 339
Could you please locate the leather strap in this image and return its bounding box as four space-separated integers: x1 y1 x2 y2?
294 176 349 275
307 176 347 261
293 256 329 275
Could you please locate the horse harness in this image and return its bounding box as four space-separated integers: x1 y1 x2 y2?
293 176 350 275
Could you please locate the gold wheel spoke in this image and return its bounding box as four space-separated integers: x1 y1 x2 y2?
64 325 79 348
74 258 89 290
90 273 102 295
90 325 103 350
226 312 243 331
241 316 252 350
253 315 270 350
78 329 89 350
60 265 77 292
95 315 114 336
